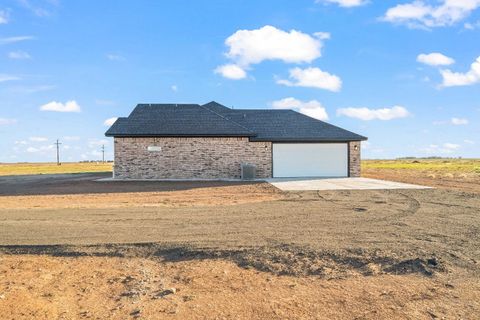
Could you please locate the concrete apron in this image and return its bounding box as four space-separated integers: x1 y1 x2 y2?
266 177 432 191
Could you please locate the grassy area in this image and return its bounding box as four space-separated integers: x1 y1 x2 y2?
2 159 479 177
362 159 480 174
0 162 113 176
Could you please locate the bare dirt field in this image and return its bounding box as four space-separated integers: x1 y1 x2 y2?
0 164 479 319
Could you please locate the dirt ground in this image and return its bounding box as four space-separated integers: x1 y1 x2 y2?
1 255 478 320
0 171 479 319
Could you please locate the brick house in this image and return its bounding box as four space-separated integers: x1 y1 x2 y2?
105 101 367 179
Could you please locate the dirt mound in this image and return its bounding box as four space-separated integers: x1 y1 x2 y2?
232 246 444 277
0 243 445 278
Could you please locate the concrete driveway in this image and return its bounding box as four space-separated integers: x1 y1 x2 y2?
267 177 431 191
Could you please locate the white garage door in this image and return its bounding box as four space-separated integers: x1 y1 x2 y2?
273 143 348 178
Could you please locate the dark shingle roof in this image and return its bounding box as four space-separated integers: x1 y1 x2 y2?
105 103 254 137
105 101 367 141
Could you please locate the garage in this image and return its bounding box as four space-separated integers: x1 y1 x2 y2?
272 143 348 178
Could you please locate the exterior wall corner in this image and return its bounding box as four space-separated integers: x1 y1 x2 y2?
348 141 361 177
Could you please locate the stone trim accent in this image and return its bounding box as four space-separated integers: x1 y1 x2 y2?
348 141 361 177
114 137 272 179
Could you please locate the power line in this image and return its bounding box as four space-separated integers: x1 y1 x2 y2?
54 139 62 165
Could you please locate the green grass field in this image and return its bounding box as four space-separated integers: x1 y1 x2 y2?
0 162 113 176
363 159 480 174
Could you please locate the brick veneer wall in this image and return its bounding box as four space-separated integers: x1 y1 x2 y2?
114 137 272 179
348 141 361 177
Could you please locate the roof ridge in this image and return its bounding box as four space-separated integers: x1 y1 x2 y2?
231 108 290 112
200 104 256 134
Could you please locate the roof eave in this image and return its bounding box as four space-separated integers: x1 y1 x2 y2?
249 137 368 142
105 133 257 138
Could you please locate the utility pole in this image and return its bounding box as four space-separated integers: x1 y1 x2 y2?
54 139 62 165
101 144 105 163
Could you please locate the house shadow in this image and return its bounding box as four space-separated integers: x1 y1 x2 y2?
0 172 265 196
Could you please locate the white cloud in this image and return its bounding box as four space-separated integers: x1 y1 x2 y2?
215 25 329 79
90 150 102 157
25 144 54 153
383 2 432 26
0 74 21 82
271 97 329 120
383 0 480 28
440 56 480 87
63 136 80 141
15 140 27 145
316 0 368 8
104 117 118 126
0 10 9 24
88 138 108 148
29 136 48 142
451 117 469 125
214 64 247 80
18 0 53 17
300 106 329 121
464 20 480 29
271 97 304 109
40 100 81 113
417 52 454 66
434 117 470 125
443 142 457 149
8 50 31 59
106 54 126 61
171 85 178 92
314 32 331 40
0 118 17 125
277 67 342 92
337 106 410 120
442 142 459 149
40 145 54 151
225 25 325 66
422 142 460 154
464 139 475 144
0 36 34 45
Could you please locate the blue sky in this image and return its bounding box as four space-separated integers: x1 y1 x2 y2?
0 0 479 162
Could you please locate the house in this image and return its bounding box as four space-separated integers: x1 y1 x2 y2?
105 101 367 179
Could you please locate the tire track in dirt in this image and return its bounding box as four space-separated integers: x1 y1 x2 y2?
422 201 479 210
315 190 419 218
397 191 421 215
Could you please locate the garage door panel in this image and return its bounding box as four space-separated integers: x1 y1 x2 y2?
273 143 348 178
